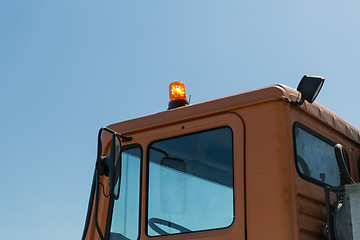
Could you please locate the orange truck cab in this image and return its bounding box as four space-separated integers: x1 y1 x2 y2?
82 76 360 240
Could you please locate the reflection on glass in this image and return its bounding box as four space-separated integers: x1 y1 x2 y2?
294 126 340 186
110 148 141 240
147 127 234 236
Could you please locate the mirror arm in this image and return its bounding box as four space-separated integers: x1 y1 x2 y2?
121 135 132 142
100 127 132 142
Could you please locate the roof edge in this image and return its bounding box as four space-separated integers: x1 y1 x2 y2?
107 84 299 134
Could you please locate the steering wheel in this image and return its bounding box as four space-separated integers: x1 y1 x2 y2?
148 218 191 235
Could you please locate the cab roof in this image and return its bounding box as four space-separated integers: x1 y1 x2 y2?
108 84 360 144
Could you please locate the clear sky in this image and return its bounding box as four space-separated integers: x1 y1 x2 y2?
1 0 360 239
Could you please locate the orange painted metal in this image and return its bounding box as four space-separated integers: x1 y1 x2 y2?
86 84 360 240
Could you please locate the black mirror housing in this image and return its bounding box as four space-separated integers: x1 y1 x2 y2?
334 144 355 185
297 75 325 105
95 128 123 199
107 133 122 199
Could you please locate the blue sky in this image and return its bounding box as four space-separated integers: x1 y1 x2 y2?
1 0 360 239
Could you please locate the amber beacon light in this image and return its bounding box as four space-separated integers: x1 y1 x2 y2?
168 81 189 110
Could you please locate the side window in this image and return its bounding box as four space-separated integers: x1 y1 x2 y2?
147 127 234 236
293 123 341 187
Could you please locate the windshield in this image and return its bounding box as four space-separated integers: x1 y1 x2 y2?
147 127 234 236
110 147 141 240
108 127 234 238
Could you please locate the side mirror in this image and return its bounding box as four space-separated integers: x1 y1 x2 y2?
84 127 130 240
96 128 123 199
107 133 122 199
334 144 355 185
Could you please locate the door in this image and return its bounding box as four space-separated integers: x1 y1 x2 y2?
143 113 245 240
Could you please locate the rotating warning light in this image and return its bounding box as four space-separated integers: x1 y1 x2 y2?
168 81 189 110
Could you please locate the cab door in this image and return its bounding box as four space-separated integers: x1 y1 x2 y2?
141 112 245 240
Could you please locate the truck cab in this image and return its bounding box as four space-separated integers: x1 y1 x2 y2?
82 78 360 240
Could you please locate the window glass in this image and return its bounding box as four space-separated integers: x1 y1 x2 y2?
294 124 340 186
147 127 234 236
110 147 141 240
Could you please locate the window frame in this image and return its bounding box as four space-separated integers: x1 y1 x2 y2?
145 126 235 237
105 143 143 240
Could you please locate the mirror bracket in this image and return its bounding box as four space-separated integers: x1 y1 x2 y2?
122 136 132 142
95 156 110 177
